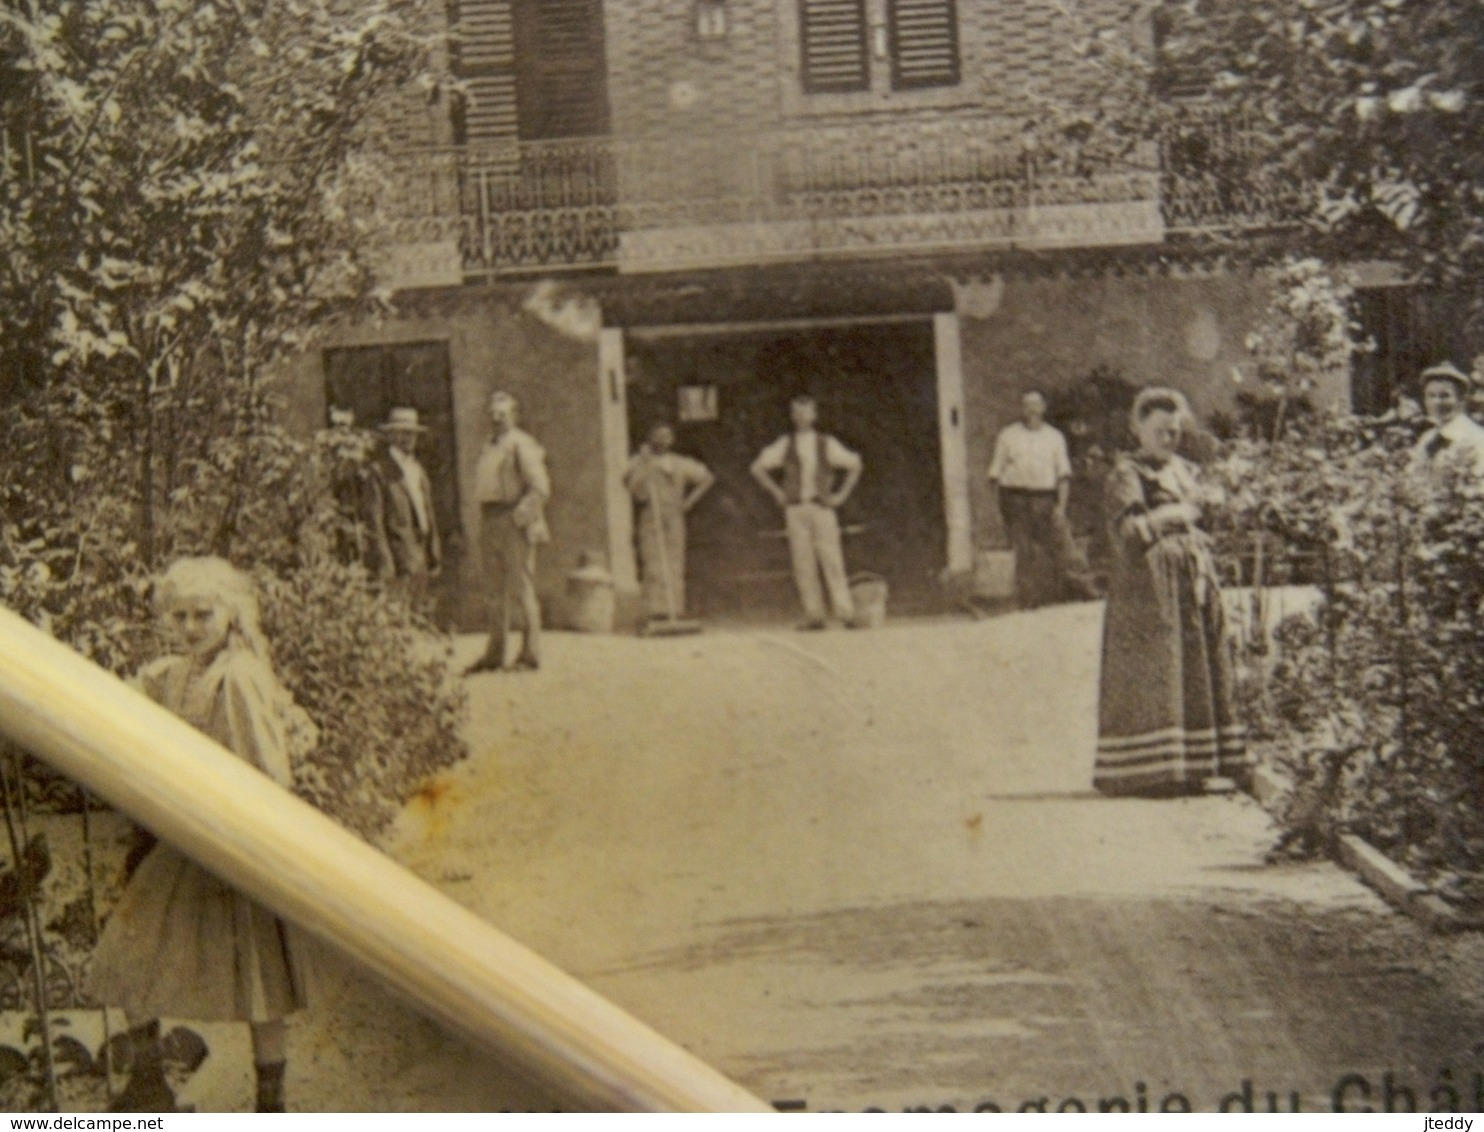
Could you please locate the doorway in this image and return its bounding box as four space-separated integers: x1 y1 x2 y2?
625 321 945 622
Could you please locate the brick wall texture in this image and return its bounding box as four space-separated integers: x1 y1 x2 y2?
384 0 1133 147
604 0 1130 139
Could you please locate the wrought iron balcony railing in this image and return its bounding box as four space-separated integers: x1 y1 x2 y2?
1159 104 1310 235
374 112 1304 281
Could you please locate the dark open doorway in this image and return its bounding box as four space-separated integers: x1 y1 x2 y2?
625 322 945 622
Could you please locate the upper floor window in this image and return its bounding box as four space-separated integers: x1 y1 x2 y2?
447 0 609 145
799 0 959 95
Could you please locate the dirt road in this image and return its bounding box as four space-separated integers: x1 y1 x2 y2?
184 605 1484 1111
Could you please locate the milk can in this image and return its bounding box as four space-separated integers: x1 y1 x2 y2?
566 550 616 633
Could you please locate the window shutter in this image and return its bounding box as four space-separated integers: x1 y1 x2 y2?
512 0 611 139
887 0 960 90
799 0 870 94
447 0 517 145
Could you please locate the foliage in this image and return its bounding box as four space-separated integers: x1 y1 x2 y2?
0 1017 95 1113
0 0 458 1112
1045 364 1141 561
1050 0 1484 355
1230 257 1364 441
1047 364 1141 467
1206 411 1484 903
0 0 465 838
0 1016 208 1112
1148 0 1484 338
1 0 431 557
259 553 468 839
1 0 430 397
1017 0 1162 177
1 409 469 838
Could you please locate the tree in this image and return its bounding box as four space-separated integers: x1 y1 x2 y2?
1148 0 1484 335
1 0 430 574
0 0 468 839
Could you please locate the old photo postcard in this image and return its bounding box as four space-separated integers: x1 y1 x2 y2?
2 0 1483 1114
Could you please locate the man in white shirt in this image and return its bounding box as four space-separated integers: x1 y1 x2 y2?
466 392 552 674
750 395 863 629
1413 362 1484 475
988 389 1097 609
371 407 440 611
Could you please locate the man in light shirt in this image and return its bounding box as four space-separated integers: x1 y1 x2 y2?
465 392 551 674
1412 362 1484 475
988 389 1096 609
750 395 863 629
371 407 440 611
625 422 715 623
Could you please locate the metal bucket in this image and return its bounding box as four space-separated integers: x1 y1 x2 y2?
849 572 888 628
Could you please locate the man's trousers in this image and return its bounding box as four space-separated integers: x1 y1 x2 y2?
784 502 855 623
998 488 1095 609
477 503 541 665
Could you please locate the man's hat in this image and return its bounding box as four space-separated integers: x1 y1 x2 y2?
379 406 428 433
1416 362 1472 395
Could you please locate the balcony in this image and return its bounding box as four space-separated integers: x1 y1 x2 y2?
374 112 1303 284
1159 104 1310 236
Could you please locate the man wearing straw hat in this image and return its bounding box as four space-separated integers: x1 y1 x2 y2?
1413 361 1484 474
466 392 551 674
372 406 441 609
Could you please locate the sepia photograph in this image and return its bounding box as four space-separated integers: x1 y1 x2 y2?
2 0 1484 1113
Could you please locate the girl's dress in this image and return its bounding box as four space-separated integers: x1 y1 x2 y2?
1093 451 1247 795
87 648 312 1022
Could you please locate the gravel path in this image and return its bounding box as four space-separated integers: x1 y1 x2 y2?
178 605 1484 1110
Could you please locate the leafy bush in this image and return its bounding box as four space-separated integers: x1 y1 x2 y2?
260 559 468 839
0 392 468 839
1206 410 1484 903
1235 257 1364 442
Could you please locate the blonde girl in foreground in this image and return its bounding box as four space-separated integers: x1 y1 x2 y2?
88 557 316 1112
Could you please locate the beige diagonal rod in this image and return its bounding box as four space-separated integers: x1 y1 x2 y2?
0 606 770 1113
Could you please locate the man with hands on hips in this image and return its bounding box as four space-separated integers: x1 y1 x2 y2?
750 394 864 630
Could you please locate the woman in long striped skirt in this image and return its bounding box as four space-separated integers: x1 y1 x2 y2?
1093 387 1248 796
